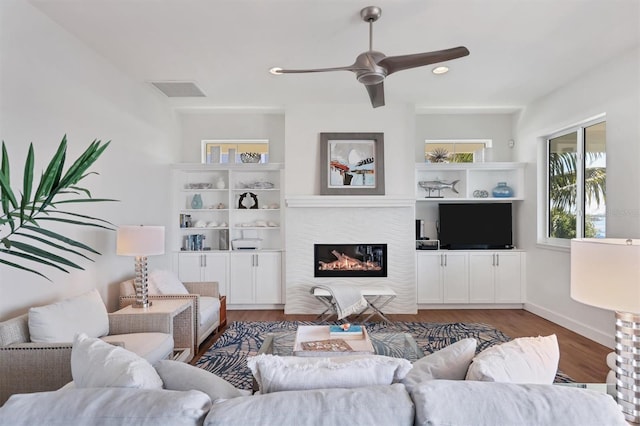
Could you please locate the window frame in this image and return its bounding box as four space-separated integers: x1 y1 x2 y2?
538 114 606 248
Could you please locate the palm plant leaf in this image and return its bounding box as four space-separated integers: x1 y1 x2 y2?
0 136 115 280
22 225 101 255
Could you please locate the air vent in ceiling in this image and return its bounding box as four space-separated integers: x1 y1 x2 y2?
150 81 206 97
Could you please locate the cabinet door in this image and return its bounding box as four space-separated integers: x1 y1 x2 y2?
202 253 229 296
176 253 204 283
469 253 496 303
416 253 443 303
229 253 255 304
494 252 522 303
442 253 469 303
254 252 282 304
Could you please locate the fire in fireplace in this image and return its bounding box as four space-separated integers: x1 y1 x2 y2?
314 243 387 278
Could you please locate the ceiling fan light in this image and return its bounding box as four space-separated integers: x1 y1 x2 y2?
269 67 283 75
357 71 385 85
432 66 449 75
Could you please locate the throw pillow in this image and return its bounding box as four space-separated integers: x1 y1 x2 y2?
28 289 109 342
149 270 189 295
154 360 248 402
247 354 412 394
71 333 163 389
465 334 559 384
401 338 476 390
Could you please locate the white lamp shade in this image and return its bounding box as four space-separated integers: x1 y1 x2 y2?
116 225 165 256
571 238 640 313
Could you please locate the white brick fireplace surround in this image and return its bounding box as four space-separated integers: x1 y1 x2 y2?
285 196 417 315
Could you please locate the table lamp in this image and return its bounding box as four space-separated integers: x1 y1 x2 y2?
116 225 165 308
570 238 640 423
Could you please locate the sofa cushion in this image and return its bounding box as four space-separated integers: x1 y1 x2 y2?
204 384 414 426
0 388 211 426
72 333 163 389
101 332 173 364
401 338 476 390
155 360 248 402
410 380 626 426
149 270 189 295
28 289 109 342
465 334 559 384
247 354 412 394
199 296 220 327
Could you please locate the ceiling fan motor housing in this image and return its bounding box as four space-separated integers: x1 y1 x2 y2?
355 51 388 85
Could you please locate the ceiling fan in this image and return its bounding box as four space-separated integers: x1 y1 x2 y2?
269 6 470 108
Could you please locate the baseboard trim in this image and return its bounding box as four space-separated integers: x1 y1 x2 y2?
524 302 613 348
418 303 524 310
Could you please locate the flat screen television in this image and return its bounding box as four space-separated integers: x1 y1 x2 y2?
438 203 513 250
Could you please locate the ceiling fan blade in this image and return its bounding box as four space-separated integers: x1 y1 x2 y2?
378 46 470 75
365 82 385 108
273 64 361 74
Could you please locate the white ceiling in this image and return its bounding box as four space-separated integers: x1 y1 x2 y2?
29 0 640 111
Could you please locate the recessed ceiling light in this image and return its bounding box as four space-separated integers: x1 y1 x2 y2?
269 67 283 75
432 66 449 75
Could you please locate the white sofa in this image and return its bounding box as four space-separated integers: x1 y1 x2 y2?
0 289 174 405
0 333 628 425
119 271 221 348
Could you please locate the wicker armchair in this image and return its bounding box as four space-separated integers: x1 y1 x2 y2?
0 312 174 405
119 280 220 347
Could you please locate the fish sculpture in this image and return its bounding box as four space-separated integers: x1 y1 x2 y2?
418 179 460 198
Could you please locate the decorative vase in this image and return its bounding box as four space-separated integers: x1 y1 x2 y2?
191 193 203 209
492 182 514 198
216 177 226 189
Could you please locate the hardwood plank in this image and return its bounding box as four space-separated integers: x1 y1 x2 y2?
195 309 611 383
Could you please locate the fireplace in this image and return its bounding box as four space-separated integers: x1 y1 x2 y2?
314 243 387 278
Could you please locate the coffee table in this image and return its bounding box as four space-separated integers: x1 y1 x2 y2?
258 328 424 362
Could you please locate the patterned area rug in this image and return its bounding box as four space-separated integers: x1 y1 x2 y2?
194 320 573 390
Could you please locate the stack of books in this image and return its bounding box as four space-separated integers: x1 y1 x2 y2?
329 324 364 339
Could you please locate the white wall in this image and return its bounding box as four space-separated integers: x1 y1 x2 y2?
285 103 415 196
0 1 179 319
178 112 285 163
514 46 640 347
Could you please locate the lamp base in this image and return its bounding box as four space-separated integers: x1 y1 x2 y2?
615 311 640 423
132 255 151 309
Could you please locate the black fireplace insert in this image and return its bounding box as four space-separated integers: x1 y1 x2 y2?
314 243 387 278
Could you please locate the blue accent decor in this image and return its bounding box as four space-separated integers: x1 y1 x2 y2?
492 182 514 198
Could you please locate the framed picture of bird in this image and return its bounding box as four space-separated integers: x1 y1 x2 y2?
319 132 385 195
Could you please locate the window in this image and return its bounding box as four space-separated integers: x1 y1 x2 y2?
545 118 606 244
425 139 491 163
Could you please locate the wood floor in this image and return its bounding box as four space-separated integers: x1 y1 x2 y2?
195 309 611 383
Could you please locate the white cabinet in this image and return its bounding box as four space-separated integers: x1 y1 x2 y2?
175 252 229 296
417 251 524 305
417 252 468 304
469 252 523 303
229 252 282 305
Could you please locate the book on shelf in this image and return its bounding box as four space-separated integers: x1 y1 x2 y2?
299 339 353 352
329 324 364 339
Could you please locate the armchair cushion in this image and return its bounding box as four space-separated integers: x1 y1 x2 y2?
199 296 220 328
72 333 163 389
149 270 189 295
28 289 109 343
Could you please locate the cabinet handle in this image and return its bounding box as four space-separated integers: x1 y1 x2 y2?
203 255 207 268
200 255 203 268
444 254 447 267
255 254 259 268
496 254 499 267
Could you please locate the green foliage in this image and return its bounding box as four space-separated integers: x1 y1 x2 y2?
0 136 115 280
549 151 606 238
549 208 598 239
